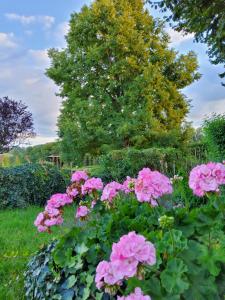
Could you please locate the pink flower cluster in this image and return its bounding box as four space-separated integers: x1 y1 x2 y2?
118 288 151 300
95 232 156 291
82 177 103 195
189 162 225 197
67 170 89 198
66 187 79 198
34 193 71 232
47 193 73 208
101 181 123 203
75 205 90 219
122 176 136 194
71 170 88 183
135 168 173 206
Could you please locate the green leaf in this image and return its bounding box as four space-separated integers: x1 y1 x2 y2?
161 258 189 294
62 275 77 289
75 243 88 256
198 245 225 276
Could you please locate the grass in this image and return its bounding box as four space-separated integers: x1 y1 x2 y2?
0 206 74 300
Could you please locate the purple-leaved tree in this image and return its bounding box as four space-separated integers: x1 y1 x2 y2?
0 96 35 153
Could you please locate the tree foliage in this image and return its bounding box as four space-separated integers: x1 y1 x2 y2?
203 113 225 161
0 96 35 153
148 0 225 81
47 0 200 163
10 142 61 165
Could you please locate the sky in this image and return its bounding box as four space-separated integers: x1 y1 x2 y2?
0 0 224 146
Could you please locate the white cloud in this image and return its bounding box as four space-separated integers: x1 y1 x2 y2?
28 49 50 68
0 45 61 141
5 13 55 29
0 32 17 48
27 135 58 146
54 21 70 47
188 98 225 127
166 28 194 46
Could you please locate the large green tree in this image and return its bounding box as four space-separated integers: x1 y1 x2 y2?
47 0 200 163
148 0 225 82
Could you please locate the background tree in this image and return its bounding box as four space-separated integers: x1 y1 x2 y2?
0 96 35 153
47 0 200 163
147 0 225 82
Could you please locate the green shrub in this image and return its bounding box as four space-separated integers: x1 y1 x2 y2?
99 147 186 181
203 113 225 161
24 193 225 300
0 163 70 209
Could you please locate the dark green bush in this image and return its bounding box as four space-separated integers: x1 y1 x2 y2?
98 147 186 181
203 113 225 161
0 163 70 208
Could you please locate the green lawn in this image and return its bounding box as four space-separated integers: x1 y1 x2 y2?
0 206 74 300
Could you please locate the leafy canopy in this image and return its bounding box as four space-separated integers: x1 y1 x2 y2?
148 0 225 82
47 0 200 163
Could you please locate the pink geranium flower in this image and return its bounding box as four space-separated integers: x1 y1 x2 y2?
81 177 103 195
118 288 151 300
101 181 123 203
135 168 172 205
67 187 79 198
47 193 73 209
44 215 63 226
189 162 225 197
95 232 156 293
75 205 90 219
71 170 88 183
122 176 136 194
95 260 122 289
110 231 156 266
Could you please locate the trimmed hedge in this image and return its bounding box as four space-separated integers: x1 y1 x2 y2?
98 147 186 181
0 163 70 209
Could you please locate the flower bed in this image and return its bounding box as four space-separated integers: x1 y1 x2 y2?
25 162 225 299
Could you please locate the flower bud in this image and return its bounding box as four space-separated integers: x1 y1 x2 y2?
158 215 174 229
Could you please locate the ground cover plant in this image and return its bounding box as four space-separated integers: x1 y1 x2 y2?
25 162 225 299
0 206 74 300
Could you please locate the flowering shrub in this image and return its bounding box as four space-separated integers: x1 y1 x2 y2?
27 163 225 299
189 162 225 197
